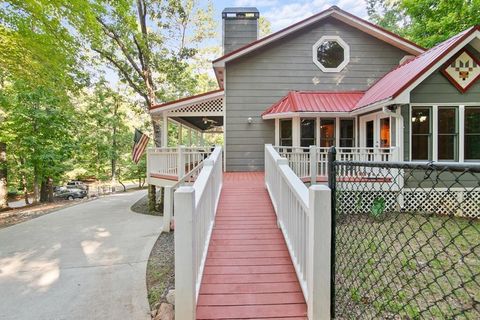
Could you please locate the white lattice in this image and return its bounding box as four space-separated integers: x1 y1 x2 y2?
336 188 479 219
170 96 223 113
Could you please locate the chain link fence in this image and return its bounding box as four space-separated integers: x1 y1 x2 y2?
330 155 480 319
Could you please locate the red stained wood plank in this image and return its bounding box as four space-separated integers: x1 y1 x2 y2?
201 273 297 284
205 257 292 266
197 292 305 306
196 172 306 319
196 304 307 319
204 265 294 275
199 282 302 295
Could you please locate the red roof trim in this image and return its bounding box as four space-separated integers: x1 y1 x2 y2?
213 6 425 64
150 89 224 110
441 48 480 93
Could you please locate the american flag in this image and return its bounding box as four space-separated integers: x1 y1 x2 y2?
132 129 150 164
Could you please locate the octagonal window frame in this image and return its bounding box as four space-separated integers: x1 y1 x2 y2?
312 35 350 72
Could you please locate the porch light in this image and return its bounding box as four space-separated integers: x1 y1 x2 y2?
248 117 253 124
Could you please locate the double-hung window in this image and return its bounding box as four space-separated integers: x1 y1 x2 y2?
280 119 292 146
465 107 480 161
320 119 335 147
300 119 316 147
411 107 432 160
438 107 458 161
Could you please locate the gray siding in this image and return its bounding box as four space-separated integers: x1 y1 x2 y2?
225 18 411 171
411 46 480 103
223 19 258 54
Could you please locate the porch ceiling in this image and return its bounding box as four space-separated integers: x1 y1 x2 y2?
173 116 223 131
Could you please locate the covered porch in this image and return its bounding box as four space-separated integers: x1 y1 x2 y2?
262 91 402 182
148 90 225 186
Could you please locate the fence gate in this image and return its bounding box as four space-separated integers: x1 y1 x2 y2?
328 147 480 319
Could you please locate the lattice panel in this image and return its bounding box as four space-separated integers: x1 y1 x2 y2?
170 97 223 113
337 190 399 214
336 189 479 218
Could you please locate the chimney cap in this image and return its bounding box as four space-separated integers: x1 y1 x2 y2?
222 7 259 19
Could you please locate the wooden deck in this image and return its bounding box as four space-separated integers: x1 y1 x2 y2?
196 172 307 319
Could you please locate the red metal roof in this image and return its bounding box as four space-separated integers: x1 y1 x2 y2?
150 89 224 110
262 91 365 116
355 25 480 110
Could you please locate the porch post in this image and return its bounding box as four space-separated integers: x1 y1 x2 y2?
275 118 280 146
292 117 300 147
200 132 205 146
162 114 168 147
310 145 317 185
179 124 183 145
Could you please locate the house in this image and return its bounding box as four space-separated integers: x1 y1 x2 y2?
149 6 480 176
153 7 480 319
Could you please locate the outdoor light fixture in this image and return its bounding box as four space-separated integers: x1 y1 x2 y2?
248 117 253 124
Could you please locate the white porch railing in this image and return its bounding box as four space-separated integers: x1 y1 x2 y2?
147 146 212 181
274 146 399 182
265 145 331 319
174 146 223 320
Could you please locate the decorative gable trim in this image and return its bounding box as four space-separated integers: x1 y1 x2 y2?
441 49 480 93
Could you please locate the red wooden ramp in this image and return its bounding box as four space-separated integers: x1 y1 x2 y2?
197 172 307 319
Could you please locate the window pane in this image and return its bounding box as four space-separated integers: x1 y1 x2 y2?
465 135 480 160
438 108 457 134
438 135 456 160
317 41 344 68
280 120 292 147
412 108 430 134
340 120 354 148
366 121 374 148
465 108 480 134
380 118 390 148
412 135 430 160
320 119 335 147
301 119 316 148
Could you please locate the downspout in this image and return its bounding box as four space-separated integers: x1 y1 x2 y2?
382 105 404 161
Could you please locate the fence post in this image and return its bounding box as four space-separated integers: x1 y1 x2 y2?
174 186 196 320
178 145 185 178
163 186 173 233
310 145 317 185
307 185 332 320
327 146 337 318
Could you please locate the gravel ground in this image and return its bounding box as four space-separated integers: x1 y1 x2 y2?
146 232 175 309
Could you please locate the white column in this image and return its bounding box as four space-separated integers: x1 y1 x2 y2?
316 117 321 147
179 124 183 145
275 118 280 146
162 114 168 147
188 128 192 146
292 117 301 147
307 185 331 320
163 186 173 232
335 117 340 147
432 105 438 161
309 145 317 185
200 132 205 146
174 186 196 320
459 105 465 162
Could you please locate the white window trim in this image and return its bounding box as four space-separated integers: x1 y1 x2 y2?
312 35 350 73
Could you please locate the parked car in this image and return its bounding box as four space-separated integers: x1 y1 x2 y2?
54 188 87 200
66 181 87 190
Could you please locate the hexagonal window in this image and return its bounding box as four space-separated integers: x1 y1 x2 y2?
313 36 350 72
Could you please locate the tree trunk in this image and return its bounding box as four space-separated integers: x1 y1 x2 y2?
22 174 29 205
0 142 8 210
40 180 47 203
47 177 54 203
111 97 119 193
33 166 39 204
148 184 156 213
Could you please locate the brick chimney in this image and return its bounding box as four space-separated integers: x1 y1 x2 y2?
222 7 259 55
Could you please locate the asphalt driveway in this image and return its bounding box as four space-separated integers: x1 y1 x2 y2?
0 190 163 320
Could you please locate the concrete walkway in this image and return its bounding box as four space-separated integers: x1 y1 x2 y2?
0 190 163 320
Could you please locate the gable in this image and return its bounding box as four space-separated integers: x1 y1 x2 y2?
411 45 480 103
226 17 412 92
